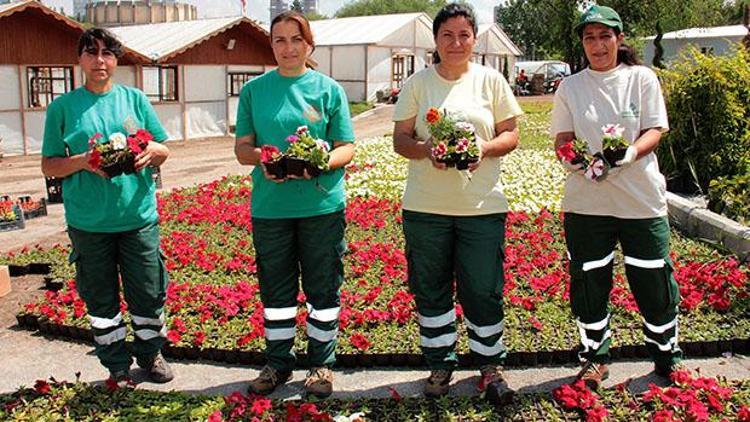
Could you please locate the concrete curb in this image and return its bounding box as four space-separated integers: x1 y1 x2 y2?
351 103 390 122
667 192 750 263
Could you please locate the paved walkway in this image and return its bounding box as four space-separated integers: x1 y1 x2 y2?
1 102 748 399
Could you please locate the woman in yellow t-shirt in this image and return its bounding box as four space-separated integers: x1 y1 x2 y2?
392 3 523 404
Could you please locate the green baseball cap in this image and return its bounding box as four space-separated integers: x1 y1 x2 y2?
576 5 623 35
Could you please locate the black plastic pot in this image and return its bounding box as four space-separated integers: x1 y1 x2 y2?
264 158 286 179
285 158 307 177
455 157 479 171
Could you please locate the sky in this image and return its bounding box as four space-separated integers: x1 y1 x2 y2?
43 0 500 24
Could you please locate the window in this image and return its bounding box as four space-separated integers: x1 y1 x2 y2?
142 66 178 102
228 72 262 97
27 66 74 108
392 54 415 88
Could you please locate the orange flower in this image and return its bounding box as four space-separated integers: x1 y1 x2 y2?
425 107 441 124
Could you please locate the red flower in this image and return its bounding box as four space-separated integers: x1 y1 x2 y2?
556 141 577 162
127 136 144 154
88 149 102 169
425 107 440 124
88 132 103 147
207 410 224 422
167 329 182 344
192 331 206 347
349 332 371 351
387 386 402 401
34 379 51 395
134 129 153 143
250 396 272 416
260 145 281 163
738 405 750 422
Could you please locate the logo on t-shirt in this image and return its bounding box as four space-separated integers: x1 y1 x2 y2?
303 104 322 123
620 103 640 119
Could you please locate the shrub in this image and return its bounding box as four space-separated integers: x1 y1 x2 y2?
708 173 750 226
657 46 750 195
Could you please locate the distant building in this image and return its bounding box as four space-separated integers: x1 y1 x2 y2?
73 0 87 20
269 0 288 21
86 0 198 27
643 25 749 66
302 0 318 15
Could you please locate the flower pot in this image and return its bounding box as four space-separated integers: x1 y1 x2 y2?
406 354 424 367
731 338 749 354
101 161 124 178
436 157 456 168
238 351 253 365
28 263 51 275
602 147 627 168
8 265 28 277
264 159 286 179
703 340 720 356
505 353 521 367
635 345 649 358
305 162 323 178
455 157 479 171
224 350 239 364
337 354 356 367
15 313 25 327
374 353 391 366
184 347 200 360
357 354 374 367
121 155 136 175
537 351 553 365
390 354 408 366
285 158 307 178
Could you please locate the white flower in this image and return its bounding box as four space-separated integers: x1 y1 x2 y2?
601 124 625 138
296 125 309 135
333 413 365 422
315 139 331 152
455 121 475 133
584 157 607 181
109 132 127 150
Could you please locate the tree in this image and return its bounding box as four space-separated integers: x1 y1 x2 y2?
291 0 303 13
652 21 665 69
335 0 449 19
496 0 740 72
304 12 329 21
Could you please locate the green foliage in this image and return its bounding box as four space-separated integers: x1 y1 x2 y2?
657 46 750 198
290 0 303 12
335 0 449 18
708 173 750 225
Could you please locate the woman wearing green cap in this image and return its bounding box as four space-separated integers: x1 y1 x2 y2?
550 5 682 390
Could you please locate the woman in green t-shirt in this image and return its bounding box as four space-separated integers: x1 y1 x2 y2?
234 11 355 399
392 3 522 405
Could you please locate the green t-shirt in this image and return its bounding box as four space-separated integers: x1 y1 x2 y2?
236 69 355 219
42 84 168 233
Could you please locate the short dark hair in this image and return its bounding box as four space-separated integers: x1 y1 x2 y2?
432 3 478 64
77 28 124 58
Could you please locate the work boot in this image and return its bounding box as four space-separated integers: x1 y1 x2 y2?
248 365 292 395
479 365 514 405
304 367 334 398
576 361 609 390
137 352 174 383
424 369 453 398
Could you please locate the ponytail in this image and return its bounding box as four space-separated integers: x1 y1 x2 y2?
617 43 641 66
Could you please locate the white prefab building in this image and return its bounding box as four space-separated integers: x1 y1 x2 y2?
0 0 147 156
309 13 435 102
109 17 277 141
643 25 749 66
473 23 523 78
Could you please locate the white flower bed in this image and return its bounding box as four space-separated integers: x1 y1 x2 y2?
346 136 566 211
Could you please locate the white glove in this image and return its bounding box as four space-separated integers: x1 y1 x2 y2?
560 160 584 173
615 145 638 167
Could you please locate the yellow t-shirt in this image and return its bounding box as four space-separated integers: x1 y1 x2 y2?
550 64 670 218
392 63 523 216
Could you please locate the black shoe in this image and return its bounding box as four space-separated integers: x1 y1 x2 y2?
138 352 174 383
480 365 514 406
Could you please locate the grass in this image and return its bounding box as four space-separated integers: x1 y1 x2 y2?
349 102 375 117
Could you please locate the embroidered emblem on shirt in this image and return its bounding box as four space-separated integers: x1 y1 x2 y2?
620 103 640 119
303 104 321 123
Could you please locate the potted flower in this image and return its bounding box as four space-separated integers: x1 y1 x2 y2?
600 124 629 167
260 145 285 179
284 126 330 178
87 128 152 177
425 108 479 170
556 138 591 168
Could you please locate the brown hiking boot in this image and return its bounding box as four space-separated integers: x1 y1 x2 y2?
576 361 609 390
424 369 453 398
479 365 514 406
137 352 174 383
247 365 292 395
304 367 333 398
